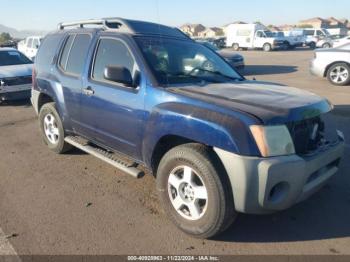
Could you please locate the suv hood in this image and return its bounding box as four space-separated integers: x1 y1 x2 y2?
217 50 243 60
0 64 33 78
169 81 331 125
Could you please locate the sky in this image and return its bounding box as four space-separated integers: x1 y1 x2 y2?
1 0 349 31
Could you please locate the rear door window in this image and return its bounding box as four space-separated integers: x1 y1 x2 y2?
60 34 92 76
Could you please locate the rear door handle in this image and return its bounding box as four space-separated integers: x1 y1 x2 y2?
83 86 95 96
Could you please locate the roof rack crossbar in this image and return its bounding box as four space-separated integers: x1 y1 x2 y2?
57 18 134 33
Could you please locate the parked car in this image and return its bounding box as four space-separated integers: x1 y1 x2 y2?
0 40 17 49
195 37 227 49
198 41 245 70
272 31 304 49
17 36 42 60
301 28 331 49
0 48 33 102
315 37 333 49
226 23 285 51
310 43 350 86
211 37 226 49
32 18 345 238
332 35 350 48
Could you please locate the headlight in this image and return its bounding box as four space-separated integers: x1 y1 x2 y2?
250 125 295 157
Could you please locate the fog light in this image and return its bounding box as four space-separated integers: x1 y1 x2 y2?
268 182 290 204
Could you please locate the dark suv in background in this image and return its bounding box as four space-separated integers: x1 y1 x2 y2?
31 18 345 238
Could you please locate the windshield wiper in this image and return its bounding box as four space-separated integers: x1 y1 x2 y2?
188 68 242 82
165 72 217 83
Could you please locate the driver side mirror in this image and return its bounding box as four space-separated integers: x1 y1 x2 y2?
104 65 134 87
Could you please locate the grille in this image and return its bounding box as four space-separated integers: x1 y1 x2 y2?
287 112 338 156
1 75 32 86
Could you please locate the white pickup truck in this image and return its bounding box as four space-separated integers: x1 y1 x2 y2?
17 36 42 60
225 23 285 51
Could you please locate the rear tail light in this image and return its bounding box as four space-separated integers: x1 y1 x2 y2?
32 66 36 89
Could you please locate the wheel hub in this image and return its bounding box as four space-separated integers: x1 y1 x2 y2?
167 166 208 220
180 183 195 202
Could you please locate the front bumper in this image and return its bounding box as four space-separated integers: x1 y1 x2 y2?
310 59 325 77
0 84 31 101
229 61 245 70
214 140 345 214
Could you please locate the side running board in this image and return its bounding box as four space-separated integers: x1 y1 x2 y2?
64 136 144 179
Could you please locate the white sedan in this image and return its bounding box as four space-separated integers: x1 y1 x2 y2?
310 43 350 86
333 35 350 48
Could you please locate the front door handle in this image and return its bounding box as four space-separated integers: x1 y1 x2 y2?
83 86 95 96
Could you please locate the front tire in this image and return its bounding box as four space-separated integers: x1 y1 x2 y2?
156 143 236 238
39 102 72 154
327 63 350 86
309 42 316 49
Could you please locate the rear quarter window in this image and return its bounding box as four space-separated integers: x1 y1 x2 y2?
35 34 65 71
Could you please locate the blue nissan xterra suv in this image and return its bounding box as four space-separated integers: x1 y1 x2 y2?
31 18 345 238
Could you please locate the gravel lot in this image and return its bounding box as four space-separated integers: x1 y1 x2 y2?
0 49 349 256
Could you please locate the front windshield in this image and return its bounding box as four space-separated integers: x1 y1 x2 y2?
135 37 242 86
264 31 275 37
0 51 32 66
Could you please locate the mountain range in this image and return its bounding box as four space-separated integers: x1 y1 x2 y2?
0 24 48 39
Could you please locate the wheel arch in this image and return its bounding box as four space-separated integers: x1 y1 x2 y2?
150 135 196 175
150 138 234 197
37 92 55 112
143 103 261 173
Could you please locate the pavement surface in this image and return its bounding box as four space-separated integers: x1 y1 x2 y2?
0 49 349 256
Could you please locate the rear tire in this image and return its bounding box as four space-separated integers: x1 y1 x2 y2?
322 42 331 48
263 43 272 52
309 42 316 49
156 143 237 239
232 43 240 51
327 63 350 86
39 102 73 154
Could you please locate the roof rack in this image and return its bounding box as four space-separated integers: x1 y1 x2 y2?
58 18 134 33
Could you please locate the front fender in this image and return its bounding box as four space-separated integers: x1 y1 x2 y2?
142 102 260 166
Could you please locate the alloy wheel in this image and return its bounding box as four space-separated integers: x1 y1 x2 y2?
43 113 60 144
330 66 349 84
167 165 208 220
